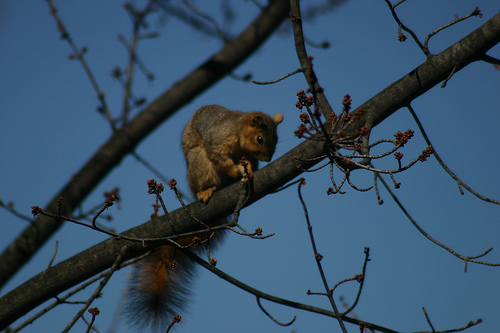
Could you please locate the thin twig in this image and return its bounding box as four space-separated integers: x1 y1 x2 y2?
48 241 59 268
84 307 100 333
8 253 148 333
339 296 375 333
374 172 384 204
480 54 500 66
383 0 427 55
340 248 370 316
304 36 330 49
222 172 274 240
407 105 499 205
131 151 188 199
272 179 302 193
33 208 218 249
147 179 176 232
251 68 305 85
0 200 34 223
165 315 181 333
117 34 155 81
62 246 127 333
91 195 115 229
45 0 115 130
415 318 483 333
289 0 334 118
256 297 296 326
374 170 499 270
181 0 231 42
297 179 347 333
170 181 210 229
422 307 436 333
424 7 483 52
441 65 457 88
121 0 157 124
392 0 406 8
180 246 399 333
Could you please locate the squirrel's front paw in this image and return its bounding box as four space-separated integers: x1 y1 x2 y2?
238 165 253 183
238 158 253 180
196 187 216 203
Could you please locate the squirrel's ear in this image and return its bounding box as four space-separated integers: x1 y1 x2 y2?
273 113 284 125
250 116 263 127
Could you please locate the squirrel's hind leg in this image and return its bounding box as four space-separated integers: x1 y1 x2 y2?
196 187 216 202
186 146 221 202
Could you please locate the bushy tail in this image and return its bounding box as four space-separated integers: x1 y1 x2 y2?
124 224 226 331
124 244 196 331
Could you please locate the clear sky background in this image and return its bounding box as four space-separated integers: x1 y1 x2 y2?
1 1 499 332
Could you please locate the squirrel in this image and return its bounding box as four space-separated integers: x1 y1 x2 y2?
125 105 283 330
182 104 284 202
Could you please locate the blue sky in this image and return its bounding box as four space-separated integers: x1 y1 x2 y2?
1 1 499 332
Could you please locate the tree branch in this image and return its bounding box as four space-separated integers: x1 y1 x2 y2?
0 0 291 289
1 10 499 331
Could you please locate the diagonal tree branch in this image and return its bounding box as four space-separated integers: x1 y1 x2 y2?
1 11 498 330
0 0 291 288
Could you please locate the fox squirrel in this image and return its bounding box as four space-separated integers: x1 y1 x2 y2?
182 104 284 202
126 105 283 330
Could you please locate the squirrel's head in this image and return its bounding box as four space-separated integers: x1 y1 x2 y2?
241 111 284 162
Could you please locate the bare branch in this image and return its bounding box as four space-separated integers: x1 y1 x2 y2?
2 10 499 328
340 247 370 316
297 178 347 333
0 200 34 223
181 0 231 42
407 104 499 205
46 0 115 130
422 307 436 333
61 246 126 333
180 246 399 333
289 0 334 118
480 54 500 65
374 171 499 270
0 0 291 289
383 0 427 55
47 241 59 268
424 7 483 52
165 315 182 333
257 297 296 326
8 253 147 333
121 1 158 124
251 67 305 85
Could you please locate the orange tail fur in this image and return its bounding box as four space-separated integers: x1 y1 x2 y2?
125 226 226 330
125 243 196 330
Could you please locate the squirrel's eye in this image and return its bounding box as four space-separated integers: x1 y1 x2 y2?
257 136 264 145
